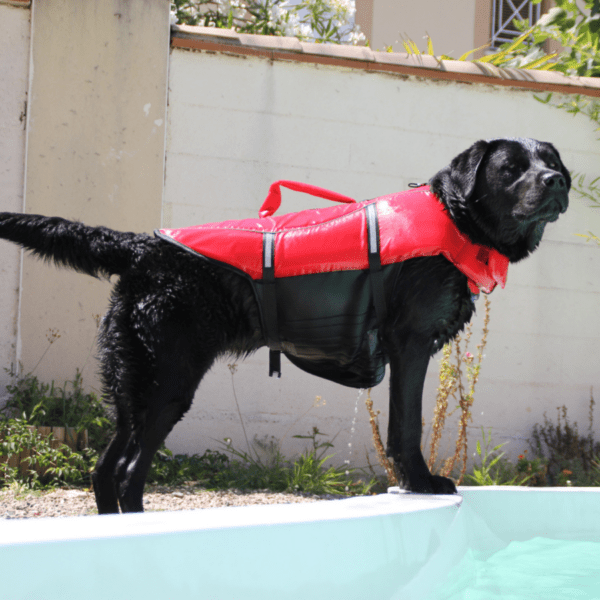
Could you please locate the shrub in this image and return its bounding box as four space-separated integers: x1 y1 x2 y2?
170 0 365 45
529 392 600 486
147 428 376 496
0 418 96 488
1 370 114 453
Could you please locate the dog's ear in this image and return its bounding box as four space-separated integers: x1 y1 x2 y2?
429 140 490 202
547 142 572 191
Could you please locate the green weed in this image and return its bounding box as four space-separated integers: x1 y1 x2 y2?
465 428 537 486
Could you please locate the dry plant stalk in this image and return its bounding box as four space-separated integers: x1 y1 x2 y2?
428 343 458 471
365 389 398 486
430 296 491 484
441 324 473 479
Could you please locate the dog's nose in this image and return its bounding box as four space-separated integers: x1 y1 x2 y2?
543 172 566 190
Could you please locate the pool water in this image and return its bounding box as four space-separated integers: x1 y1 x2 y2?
436 537 600 600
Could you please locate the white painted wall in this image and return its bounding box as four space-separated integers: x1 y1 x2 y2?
164 47 600 470
0 3 30 403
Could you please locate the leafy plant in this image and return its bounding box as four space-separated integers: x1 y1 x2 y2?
147 427 375 495
529 392 600 486
0 418 96 489
515 450 548 486
498 0 600 77
465 428 536 486
289 426 374 494
170 0 365 45
1 370 114 453
147 446 233 487
395 29 558 71
224 427 374 494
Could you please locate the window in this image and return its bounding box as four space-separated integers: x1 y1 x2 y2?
490 0 542 48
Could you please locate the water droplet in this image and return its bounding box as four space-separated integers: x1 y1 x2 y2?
345 389 362 481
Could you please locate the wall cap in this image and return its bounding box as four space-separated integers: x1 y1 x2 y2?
172 24 600 98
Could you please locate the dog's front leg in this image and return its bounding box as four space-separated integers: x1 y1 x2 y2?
386 337 457 494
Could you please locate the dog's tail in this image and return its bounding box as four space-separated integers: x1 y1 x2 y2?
0 212 146 278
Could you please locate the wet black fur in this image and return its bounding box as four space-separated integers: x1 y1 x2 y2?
0 138 570 512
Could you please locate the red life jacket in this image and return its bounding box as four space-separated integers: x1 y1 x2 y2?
156 181 509 388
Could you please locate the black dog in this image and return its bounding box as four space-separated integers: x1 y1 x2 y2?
0 138 569 513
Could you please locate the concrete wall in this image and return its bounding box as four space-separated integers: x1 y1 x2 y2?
0 2 30 402
370 0 477 55
17 0 170 391
164 32 600 468
357 0 492 56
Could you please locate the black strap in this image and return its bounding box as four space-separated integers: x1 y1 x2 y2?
262 232 282 378
365 203 387 328
264 207 385 378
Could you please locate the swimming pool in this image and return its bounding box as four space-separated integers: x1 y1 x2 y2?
1 487 598 600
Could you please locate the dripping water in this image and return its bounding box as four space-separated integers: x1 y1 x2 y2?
344 388 364 491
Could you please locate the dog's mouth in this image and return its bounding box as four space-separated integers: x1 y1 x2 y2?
543 204 562 223
543 197 568 222
519 195 568 225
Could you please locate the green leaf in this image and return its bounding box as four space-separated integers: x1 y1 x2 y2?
458 43 491 61
478 28 535 64
427 35 434 56
522 53 559 69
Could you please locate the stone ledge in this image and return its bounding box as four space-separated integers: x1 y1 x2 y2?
171 24 600 98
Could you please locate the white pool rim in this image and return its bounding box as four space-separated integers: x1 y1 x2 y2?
1 486 599 600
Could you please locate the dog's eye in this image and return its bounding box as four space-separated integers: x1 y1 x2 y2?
502 163 519 175
548 161 558 170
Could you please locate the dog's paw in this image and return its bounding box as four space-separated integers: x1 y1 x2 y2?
428 475 457 495
403 472 457 495
393 461 457 495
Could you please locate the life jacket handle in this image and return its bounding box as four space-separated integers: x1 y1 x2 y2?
259 180 356 218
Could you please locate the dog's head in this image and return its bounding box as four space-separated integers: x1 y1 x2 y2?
429 137 570 262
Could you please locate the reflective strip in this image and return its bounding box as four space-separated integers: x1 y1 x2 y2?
364 203 388 329
366 203 378 255
264 232 275 269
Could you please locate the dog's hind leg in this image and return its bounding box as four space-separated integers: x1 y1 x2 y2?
116 399 194 513
92 408 132 514
114 365 207 513
91 296 209 513
113 330 215 513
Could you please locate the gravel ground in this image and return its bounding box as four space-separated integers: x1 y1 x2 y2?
0 485 335 519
